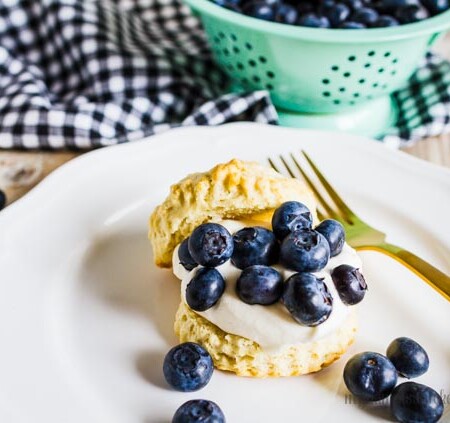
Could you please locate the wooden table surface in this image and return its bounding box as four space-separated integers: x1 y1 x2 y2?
1 35 449 208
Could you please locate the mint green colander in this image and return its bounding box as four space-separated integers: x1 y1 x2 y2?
185 0 450 136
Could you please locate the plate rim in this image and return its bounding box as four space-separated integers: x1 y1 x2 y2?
1 122 449 224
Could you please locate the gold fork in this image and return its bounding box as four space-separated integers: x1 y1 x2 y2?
268 151 450 302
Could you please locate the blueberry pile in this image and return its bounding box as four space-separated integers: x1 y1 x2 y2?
211 0 449 28
344 337 444 423
164 342 226 422
179 201 368 327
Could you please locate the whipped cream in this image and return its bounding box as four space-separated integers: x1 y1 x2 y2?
173 220 362 353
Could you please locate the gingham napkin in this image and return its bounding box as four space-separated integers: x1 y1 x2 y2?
0 0 448 149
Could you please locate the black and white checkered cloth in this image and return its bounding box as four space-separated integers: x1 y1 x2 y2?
0 0 448 149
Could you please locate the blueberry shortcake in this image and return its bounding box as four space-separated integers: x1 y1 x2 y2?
149 159 367 377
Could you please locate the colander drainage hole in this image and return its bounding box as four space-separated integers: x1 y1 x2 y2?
322 79 330 84
219 32 225 39
253 75 260 83
242 78 249 85
391 70 396 75
230 34 237 41
339 87 346 92
331 65 339 71
237 62 244 70
393 58 398 64
249 59 257 67
213 36 220 44
373 83 379 88
223 48 230 56
368 51 375 57
267 71 275 79
359 79 365 84
364 63 371 68
259 56 267 63
378 68 385 73
384 52 391 57
348 56 356 62
266 84 273 90
333 100 341 105
233 46 240 54
353 93 360 98
245 42 253 51
323 91 331 97
343 72 351 78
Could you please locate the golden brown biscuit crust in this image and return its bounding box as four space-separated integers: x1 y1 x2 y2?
174 302 357 378
149 159 316 267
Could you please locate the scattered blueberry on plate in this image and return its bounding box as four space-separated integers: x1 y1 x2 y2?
282 272 333 326
173 399 226 423
280 228 330 272
231 226 279 269
343 352 398 401
0 189 5 211
236 265 284 305
186 267 226 311
390 382 444 423
386 337 430 378
188 223 234 267
209 0 449 28
163 343 214 392
331 264 367 305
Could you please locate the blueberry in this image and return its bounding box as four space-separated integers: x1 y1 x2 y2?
326 4 351 27
188 223 233 267
236 265 283 305
373 14 400 26
319 0 337 14
422 0 449 14
0 189 5 211
380 0 420 9
280 228 330 272
282 273 333 326
163 343 213 392
331 264 367 305
352 7 379 25
341 0 365 9
396 4 430 22
178 238 198 271
173 399 225 423
242 2 276 20
297 1 316 14
340 21 366 28
298 13 331 28
390 382 444 423
271 201 313 240
212 0 241 11
275 4 298 24
343 352 398 401
231 226 279 269
186 268 225 312
315 219 345 257
386 337 429 378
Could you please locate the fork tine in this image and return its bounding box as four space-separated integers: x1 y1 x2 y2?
279 155 296 178
301 151 356 221
268 158 280 173
289 154 340 221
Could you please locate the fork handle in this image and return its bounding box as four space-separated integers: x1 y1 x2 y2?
360 242 450 302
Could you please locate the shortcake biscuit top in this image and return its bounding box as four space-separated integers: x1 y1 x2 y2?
149 159 316 267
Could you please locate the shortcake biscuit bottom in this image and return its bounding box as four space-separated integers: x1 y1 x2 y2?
174 301 357 378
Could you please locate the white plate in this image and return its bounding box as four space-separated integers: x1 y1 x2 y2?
0 123 449 423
